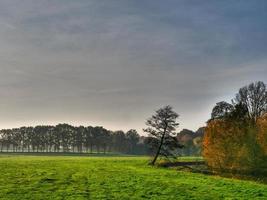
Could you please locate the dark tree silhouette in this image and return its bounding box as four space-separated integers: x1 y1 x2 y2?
113 131 126 153
126 129 140 154
143 105 182 165
233 81 267 122
0 124 148 155
210 82 267 123
211 101 234 120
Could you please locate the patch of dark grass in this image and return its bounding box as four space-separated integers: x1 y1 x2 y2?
159 160 267 184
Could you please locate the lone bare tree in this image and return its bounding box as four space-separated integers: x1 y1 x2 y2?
144 105 180 165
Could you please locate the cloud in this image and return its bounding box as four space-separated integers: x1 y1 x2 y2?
0 0 266 132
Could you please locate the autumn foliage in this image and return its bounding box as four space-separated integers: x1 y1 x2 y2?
203 119 267 173
257 114 267 155
203 81 267 174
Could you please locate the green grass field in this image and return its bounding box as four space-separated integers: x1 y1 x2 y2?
0 155 266 199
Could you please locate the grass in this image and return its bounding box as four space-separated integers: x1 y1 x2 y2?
0 155 266 199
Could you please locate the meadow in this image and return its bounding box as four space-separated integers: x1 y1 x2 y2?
0 155 266 200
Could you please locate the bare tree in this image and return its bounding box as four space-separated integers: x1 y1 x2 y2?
233 81 267 122
143 105 181 165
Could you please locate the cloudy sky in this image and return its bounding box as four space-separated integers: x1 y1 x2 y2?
0 0 266 133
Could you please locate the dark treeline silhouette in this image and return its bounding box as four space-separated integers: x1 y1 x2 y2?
0 124 148 155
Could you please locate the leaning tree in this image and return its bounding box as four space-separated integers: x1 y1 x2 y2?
144 105 182 165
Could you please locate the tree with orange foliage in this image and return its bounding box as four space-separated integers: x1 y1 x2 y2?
257 114 267 154
203 81 267 174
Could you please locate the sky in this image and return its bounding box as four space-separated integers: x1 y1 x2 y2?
0 0 267 133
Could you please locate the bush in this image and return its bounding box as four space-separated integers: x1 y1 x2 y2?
203 118 267 174
258 114 267 154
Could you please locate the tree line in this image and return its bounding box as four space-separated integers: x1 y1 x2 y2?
0 124 147 154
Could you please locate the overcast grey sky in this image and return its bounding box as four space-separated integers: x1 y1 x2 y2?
0 0 266 133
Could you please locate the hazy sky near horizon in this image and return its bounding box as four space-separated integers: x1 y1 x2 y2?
0 0 267 133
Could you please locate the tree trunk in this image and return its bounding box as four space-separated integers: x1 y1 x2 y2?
103 144 106 154
151 138 164 165
150 127 167 165
90 144 93 153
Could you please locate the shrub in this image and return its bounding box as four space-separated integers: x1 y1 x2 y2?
203 119 267 174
